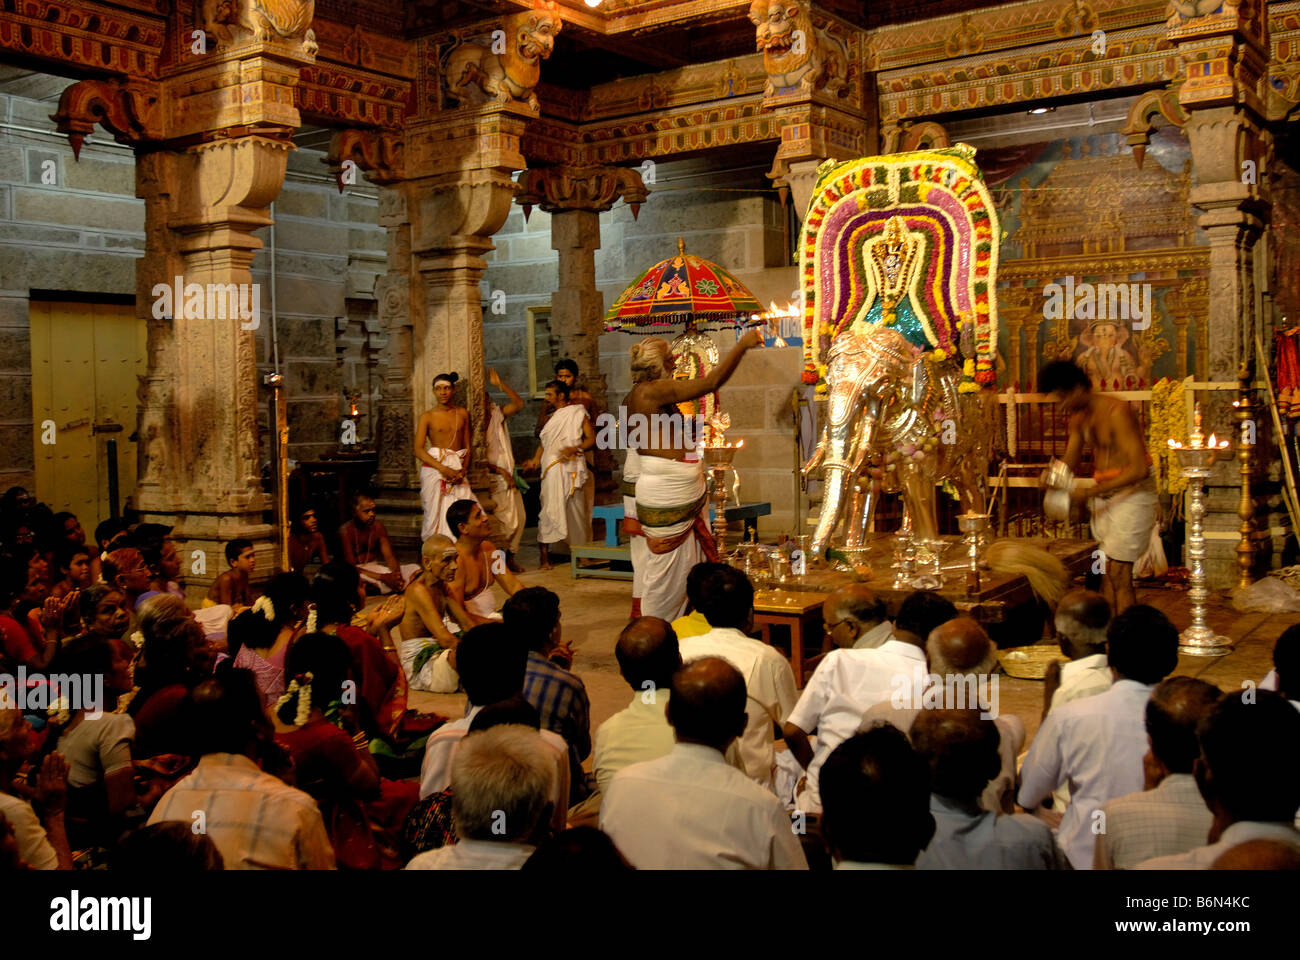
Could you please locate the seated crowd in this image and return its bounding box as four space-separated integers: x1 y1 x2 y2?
2 484 1298 871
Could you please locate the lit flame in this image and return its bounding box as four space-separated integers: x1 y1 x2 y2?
1207 434 1216 447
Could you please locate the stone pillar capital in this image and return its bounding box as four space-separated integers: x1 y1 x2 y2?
515 164 648 219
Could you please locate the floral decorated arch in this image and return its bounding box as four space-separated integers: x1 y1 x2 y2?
800 144 1000 393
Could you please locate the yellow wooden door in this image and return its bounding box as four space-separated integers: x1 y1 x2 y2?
30 301 145 534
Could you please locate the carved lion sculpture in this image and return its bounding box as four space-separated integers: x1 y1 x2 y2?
747 0 847 99
200 0 318 55
444 1 563 112
1168 0 1224 19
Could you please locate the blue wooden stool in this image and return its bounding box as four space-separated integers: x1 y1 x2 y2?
591 503 625 546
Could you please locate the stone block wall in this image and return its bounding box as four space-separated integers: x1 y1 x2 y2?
249 145 386 465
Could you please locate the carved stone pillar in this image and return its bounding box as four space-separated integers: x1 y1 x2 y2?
358 109 528 545
1171 0 1273 585
515 165 647 417
51 6 316 595
133 137 293 556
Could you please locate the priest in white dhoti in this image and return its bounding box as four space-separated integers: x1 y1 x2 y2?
1039 358 1155 614
485 369 527 572
622 447 648 619
522 379 596 569
623 330 764 621
415 372 480 541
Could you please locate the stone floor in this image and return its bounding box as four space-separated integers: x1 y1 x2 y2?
407 538 1293 770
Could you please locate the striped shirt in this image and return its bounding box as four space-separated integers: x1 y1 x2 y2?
523 652 592 801
148 753 335 870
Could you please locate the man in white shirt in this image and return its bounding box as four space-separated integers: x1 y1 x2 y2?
419 622 529 799
407 724 556 870
600 657 808 870
1039 589 1112 813
913 710 1069 869
1018 604 1180 869
1095 676 1218 869
803 584 893 676
890 589 958 650
677 565 797 789
1137 691 1300 869
1044 588 1112 718
819 725 934 869
860 618 1025 813
417 624 570 835
784 612 931 813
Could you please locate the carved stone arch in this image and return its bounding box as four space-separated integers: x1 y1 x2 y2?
1121 86 1188 169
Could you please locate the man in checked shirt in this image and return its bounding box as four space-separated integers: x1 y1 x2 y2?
503 587 593 806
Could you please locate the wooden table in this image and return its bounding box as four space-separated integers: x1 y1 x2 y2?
747 534 1097 624
752 590 827 687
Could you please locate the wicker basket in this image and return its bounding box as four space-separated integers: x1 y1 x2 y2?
997 644 1069 680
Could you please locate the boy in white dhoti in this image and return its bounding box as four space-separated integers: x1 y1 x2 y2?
624 329 764 621
1040 359 1156 614
415 372 479 541
522 380 596 570
484 368 527 573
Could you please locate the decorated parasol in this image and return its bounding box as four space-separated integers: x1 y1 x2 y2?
604 237 763 333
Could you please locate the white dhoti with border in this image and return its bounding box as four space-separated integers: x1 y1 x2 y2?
1089 477 1158 565
634 455 716 622
420 447 478 541
485 403 525 552
538 405 592 547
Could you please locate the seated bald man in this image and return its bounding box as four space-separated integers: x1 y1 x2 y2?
1044 589 1112 720
592 617 684 797
803 584 892 677
913 710 1069 870
859 617 1026 813
600 657 808 870
783 591 947 813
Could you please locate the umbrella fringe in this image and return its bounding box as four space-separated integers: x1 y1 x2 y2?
604 311 760 333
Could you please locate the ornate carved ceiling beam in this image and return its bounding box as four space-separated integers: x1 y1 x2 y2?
871 0 1172 72
297 61 412 128
879 25 1180 122
515 162 649 218
0 0 166 79
49 75 163 158
997 247 1210 280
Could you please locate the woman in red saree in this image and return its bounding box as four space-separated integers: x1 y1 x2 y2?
308 562 408 741
272 632 418 869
